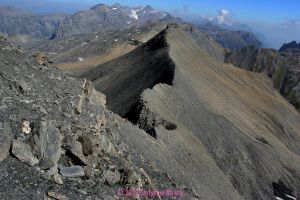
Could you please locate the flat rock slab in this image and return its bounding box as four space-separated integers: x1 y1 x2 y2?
60 166 85 178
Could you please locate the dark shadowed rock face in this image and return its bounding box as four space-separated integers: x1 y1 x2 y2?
198 22 262 50
225 45 300 111
80 29 176 116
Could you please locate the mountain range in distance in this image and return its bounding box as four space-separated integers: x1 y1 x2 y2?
0 3 267 51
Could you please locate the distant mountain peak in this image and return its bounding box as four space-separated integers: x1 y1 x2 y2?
279 41 300 51
90 4 110 10
144 5 154 11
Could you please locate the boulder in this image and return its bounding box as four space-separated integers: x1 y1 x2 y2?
31 121 62 170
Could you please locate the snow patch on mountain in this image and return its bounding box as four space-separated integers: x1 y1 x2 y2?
129 9 140 20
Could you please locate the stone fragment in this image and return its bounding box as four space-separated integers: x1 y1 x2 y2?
47 191 68 200
12 140 39 166
0 122 12 161
60 166 85 178
65 137 88 165
104 169 121 185
21 120 31 134
53 173 63 185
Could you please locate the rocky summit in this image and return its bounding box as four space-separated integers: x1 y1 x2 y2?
0 3 300 200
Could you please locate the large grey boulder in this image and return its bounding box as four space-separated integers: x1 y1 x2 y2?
31 121 62 170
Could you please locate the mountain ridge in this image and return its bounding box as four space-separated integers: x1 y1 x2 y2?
79 24 300 199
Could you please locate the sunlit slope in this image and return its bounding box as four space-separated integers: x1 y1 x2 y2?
139 25 300 199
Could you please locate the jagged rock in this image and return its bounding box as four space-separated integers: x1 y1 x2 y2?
12 140 39 166
65 137 88 165
60 166 85 178
31 121 62 170
0 122 13 161
21 120 31 134
34 53 49 65
104 169 121 185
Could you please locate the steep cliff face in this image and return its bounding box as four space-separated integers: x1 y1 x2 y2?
80 25 300 200
225 44 300 111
